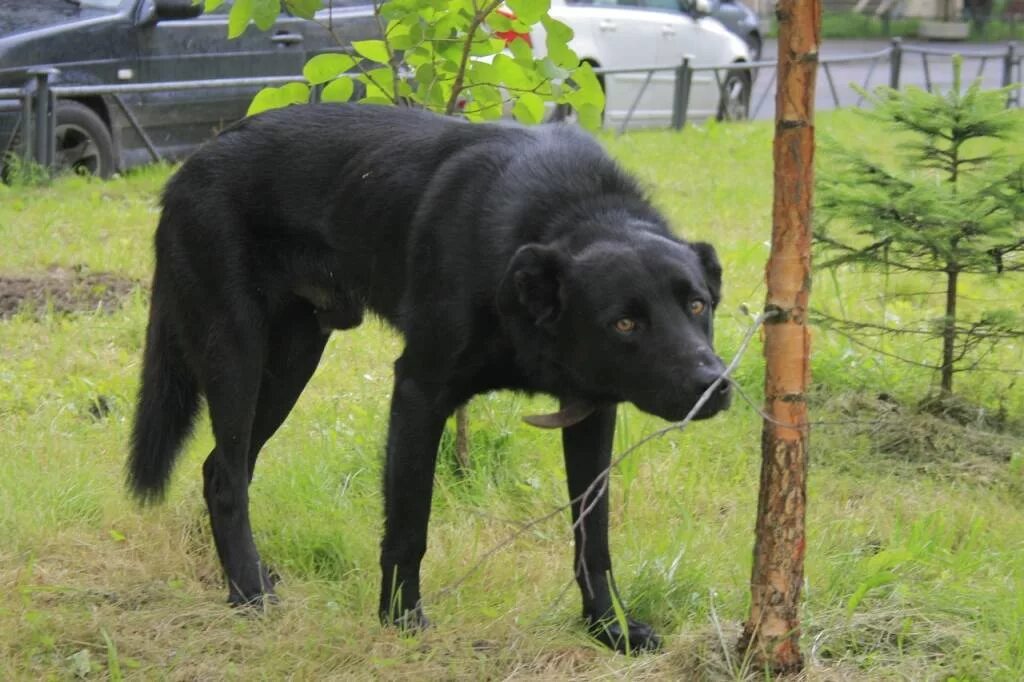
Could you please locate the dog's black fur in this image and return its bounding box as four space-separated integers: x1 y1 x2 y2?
129 103 730 653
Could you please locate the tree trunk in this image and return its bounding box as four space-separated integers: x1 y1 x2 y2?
454 405 471 472
738 0 819 672
941 267 958 394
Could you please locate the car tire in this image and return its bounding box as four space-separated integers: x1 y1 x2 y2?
548 102 577 124
717 70 751 122
54 101 115 178
546 68 604 126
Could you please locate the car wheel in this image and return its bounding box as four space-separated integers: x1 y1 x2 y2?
717 70 751 122
54 101 115 178
546 68 604 125
747 33 763 62
548 102 578 124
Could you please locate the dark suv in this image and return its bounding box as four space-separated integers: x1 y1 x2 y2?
0 0 377 177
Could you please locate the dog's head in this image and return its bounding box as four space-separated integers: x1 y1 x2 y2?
498 226 730 424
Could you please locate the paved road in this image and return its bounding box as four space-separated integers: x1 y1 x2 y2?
748 38 1019 120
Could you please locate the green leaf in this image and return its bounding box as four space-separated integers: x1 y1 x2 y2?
436 40 466 65
506 0 551 25
575 103 602 131
247 87 282 116
353 40 391 64
227 0 253 38
414 62 436 88
359 96 394 106
284 0 321 19
540 15 573 43
470 37 507 58
507 35 535 65
547 40 578 69
246 83 309 116
304 53 359 84
538 57 569 81
570 62 604 107
279 81 311 104
321 77 355 102
386 19 424 51
251 0 279 31
492 54 533 90
463 83 504 121
203 0 226 12
467 60 500 86
358 67 396 103
512 92 544 125
485 11 513 31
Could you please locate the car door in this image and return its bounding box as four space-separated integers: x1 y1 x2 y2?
131 0 306 160
298 0 377 59
645 0 724 118
556 1 660 128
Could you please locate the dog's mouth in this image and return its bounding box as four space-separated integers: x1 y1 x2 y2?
633 380 732 424
521 380 732 429
522 399 597 429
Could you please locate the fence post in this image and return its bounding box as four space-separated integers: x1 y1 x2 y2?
1004 42 1018 107
20 78 35 165
671 56 692 130
889 36 902 90
27 67 59 172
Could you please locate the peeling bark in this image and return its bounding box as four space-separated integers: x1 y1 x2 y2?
739 0 820 673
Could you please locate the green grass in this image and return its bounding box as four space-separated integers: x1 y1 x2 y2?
768 10 1024 41
1 110 1022 679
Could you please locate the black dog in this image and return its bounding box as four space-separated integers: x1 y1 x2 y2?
128 103 730 653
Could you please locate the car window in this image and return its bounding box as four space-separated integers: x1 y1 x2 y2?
644 0 682 10
566 1 641 6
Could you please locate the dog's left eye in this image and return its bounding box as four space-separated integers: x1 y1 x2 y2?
689 300 707 316
614 318 637 334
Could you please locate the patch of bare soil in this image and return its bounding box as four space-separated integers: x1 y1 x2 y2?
0 266 142 318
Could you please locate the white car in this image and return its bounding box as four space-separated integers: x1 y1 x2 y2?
532 0 753 128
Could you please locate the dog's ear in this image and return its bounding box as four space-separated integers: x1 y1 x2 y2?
498 244 566 327
691 241 722 308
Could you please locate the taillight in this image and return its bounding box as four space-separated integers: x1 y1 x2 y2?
494 7 532 47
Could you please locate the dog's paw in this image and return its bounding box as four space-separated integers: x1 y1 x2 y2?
226 562 280 610
227 589 279 611
586 616 662 655
380 606 431 634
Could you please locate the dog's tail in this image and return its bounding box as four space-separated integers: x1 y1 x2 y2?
128 283 201 503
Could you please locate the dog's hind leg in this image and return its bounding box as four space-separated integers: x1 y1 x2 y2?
203 303 329 605
562 404 661 653
200 313 272 607
245 303 330 481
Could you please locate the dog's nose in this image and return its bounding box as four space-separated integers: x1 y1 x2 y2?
692 361 728 393
697 375 730 397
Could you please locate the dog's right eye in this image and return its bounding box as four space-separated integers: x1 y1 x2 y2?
613 318 637 334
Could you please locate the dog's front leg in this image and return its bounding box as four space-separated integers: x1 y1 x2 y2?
378 360 448 631
562 403 662 653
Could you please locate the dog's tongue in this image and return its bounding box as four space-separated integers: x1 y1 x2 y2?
522 400 596 429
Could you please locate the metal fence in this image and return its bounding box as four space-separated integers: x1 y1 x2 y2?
603 38 1021 131
2 38 1021 174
